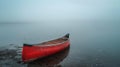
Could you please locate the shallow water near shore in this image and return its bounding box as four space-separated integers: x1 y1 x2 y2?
0 22 120 67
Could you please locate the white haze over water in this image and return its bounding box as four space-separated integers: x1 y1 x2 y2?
0 0 120 22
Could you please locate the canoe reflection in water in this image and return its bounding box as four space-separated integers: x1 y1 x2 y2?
27 46 70 67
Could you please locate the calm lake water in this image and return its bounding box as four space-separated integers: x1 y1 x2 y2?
0 21 120 67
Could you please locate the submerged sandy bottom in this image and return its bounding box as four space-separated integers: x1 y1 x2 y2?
0 45 70 67
0 45 26 67
0 44 120 67
1 44 120 67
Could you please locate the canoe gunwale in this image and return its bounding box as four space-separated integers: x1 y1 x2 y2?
23 35 69 47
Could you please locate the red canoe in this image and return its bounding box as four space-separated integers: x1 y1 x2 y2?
22 34 70 62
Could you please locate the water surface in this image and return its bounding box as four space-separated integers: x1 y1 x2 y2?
0 21 120 67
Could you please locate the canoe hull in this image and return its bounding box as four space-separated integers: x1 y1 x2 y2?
22 39 70 62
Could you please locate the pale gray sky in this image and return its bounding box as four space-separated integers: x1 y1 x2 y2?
0 0 120 22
